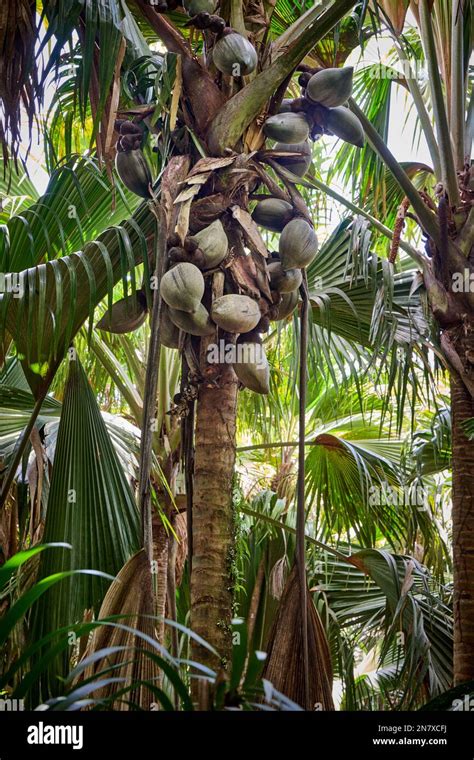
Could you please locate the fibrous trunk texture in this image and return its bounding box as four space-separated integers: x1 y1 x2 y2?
190 364 239 674
153 514 169 656
77 550 159 710
262 564 334 710
450 324 474 684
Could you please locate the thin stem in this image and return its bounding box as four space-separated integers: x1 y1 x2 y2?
297 272 310 709
238 440 320 451
450 0 465 170
138 203 166 560
240 505 349 561
181 356 195 577
419 0 460 204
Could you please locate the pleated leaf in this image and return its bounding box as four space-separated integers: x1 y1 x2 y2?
321 549 453 707
0 156 137 274
30 356 140 700
1 198 154 396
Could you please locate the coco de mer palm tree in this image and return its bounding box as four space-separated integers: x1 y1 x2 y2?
0 0 472 706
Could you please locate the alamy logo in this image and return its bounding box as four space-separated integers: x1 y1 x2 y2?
207 339 266 368
27 721 84 750
0 272 23 297
452 268 474 293
0 697 24 710
452 694 474 711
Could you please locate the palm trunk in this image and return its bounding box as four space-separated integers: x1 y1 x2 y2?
190 364 239 674
153 516 169 651
450 326 474 684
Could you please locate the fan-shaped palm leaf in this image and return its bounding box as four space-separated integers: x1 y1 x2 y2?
30 357 140 701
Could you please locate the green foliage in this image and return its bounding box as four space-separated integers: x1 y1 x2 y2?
0 161 155 395
1 551 299 711
318 548 453 709
29 358 140 701
0 0 467 713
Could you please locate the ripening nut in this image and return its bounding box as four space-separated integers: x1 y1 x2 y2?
325 106 365 148
115 148 153 198
213 33 258 77
160 262 205 312
263 112 310 143
305 67 354 108
279 219 318 269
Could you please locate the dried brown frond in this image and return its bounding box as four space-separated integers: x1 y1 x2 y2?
0 0 38 167
76 550 159 710
262 564 334 711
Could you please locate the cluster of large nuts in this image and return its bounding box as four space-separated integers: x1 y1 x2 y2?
110 63 365 395
271 67 364 147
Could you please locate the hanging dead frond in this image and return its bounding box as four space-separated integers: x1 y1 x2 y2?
270 449 296 505
0 0 38 167
77 550 159 711
269 556 287 601
262 564 335 711
81 34 126 175
173 510 188 589
377 1 410 34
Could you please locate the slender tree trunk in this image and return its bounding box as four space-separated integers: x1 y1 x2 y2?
449 324 474 684
154 521 169 640
247 554 266 647
190 365 239 674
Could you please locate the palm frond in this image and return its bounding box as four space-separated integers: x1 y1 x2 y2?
317 548 453 708
30 357 140 702
1 192 155 395
0 156 139 274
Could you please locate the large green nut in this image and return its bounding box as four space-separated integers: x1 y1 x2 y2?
160 262 205 313
168 303 215 336
252 199 294 232
213 33 257 77
306 67 354 108
211 294 261 333
279 219 318 269
263 112 310 143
